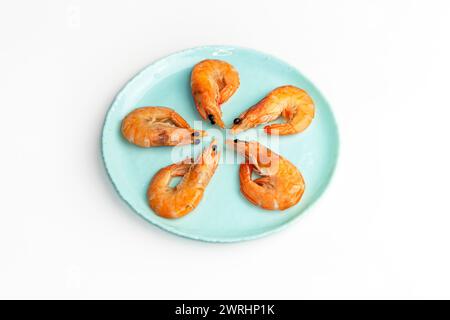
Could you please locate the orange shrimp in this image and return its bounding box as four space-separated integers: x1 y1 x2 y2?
121 107 206 147
147 140 220 218
191 59 240 128
231 85 315 135
226 139 304 210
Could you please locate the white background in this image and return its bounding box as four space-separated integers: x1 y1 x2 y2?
1 0 450 299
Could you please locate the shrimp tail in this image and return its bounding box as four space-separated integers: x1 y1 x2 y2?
239 164 265 207
264 123 297 135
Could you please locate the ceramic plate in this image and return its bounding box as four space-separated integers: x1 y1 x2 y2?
102 46 339 242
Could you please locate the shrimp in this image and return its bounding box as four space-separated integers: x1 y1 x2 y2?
231 85 315 135
191 59 240 128
147 140 220 218
226 139 304 210
121 107 206 147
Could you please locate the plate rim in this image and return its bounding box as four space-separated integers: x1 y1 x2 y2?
101 45 340 243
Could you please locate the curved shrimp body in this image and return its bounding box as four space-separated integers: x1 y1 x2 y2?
226 139 304 210
121 107 206 147
231 85 315 135
191 59 240 128
147 140 220 218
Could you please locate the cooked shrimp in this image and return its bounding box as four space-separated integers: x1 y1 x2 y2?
121 107 206 147
147 140 220 218
226 139 304 210
191 59 240 128
231 85 315 135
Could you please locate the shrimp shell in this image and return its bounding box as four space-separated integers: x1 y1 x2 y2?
226 139 305 210
121 107 206 147
231 85 315 135
191 59 240 128
147 140 220 218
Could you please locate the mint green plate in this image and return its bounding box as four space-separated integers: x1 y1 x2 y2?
102 46 339 242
